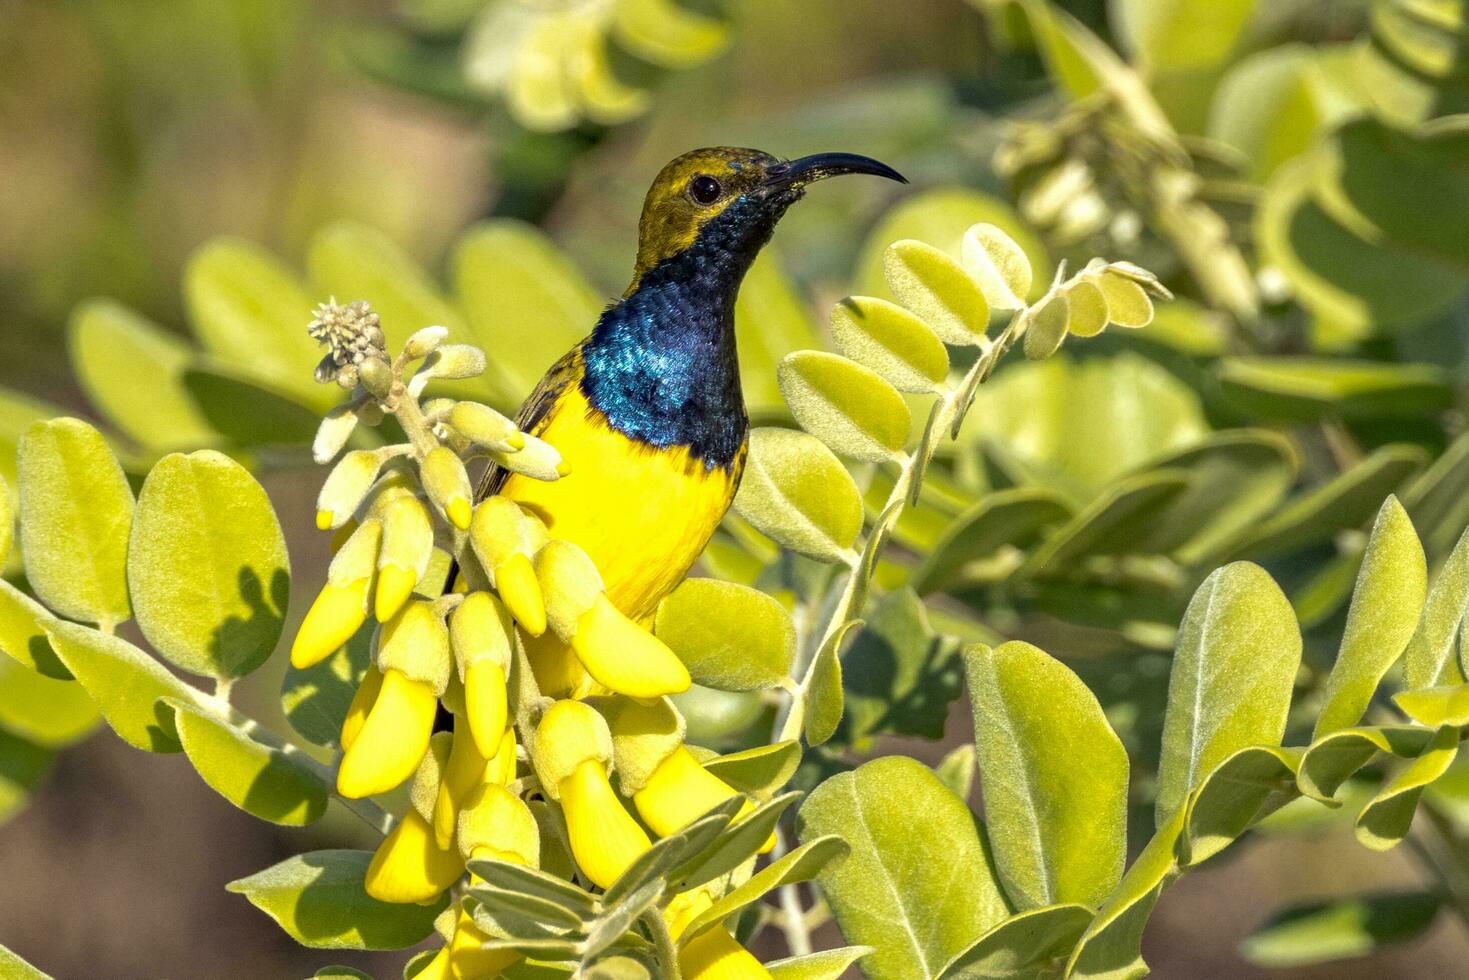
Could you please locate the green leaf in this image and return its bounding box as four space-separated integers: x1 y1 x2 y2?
1208 45 1350 182
841 589 961 741
127 450 289 679
0 471 11 569
1113 0 1256 71
963 224 1032 311
703 740 801 798
1356 725 1459 851
67 299 216 451
1217 357 1452 423
453 220 602 408
282 624 372 747
733 427 864 563
798 756 1009 980
675 791 802 891
314 968 375 980
830 296 949 394
735 250 825 412
0 943 52 980
1394 683 1469 728
605 804 737 908
1064 805 1185 980
166 699 328 825
1405 429 1469 559
228 850 448 950
1022 292 1069 360
1315 497 1426 737
654 578 795 691
184 237 333 409
938 903 1093 980
1233 445 1426 560
883 240 991 346
778 351 911 463
805 619 859 748
965 642 1128 909
935 744 977 803
1179 745 1300 867
1019 471 1189 577
1117 431 1297 567
856 188 1049 304
961 354 1208 496
1155 562 1302 827
1298 726 1436 804
680 836 850 944
1404 524 1469 690
182 367 323 448
912 488 1072 595
0 579 68 678
45 620 204 753
767 947 874 980
1241 891 1442 968
18 418 134 627
0 656 99 748
308 222 473 379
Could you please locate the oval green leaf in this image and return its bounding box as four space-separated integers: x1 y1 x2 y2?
654 578 795 691
732 427 864 563
1241 891 1443 968
129 451 290 679
938 903 1093 980
18 418 134 627
0 579 68 678
0 656 99 748
883 239 991 345
778 351 911 463
830 296 950 393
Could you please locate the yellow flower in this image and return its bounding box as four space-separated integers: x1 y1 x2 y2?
523 629 592 698
315 449 385 531
537 540 690 699
375 495 434 622
633 746 754 839
666 889 772 980
532 700 649 889
447 910 517 980
470 497 549 636
290 518 381 670
364 808 464 904
449 592 513 757
433 718 490 849
410 944 454 980
450 784 538 979
337 667 438 799
422 446 474 530
340 663 383 751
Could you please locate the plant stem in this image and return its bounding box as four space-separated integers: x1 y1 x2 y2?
772 828 813 956
643 906 683 980
1413 800 1469 937
773 309 1026 744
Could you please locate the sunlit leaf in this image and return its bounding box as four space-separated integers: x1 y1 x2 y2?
1356 725 1458 850
67 299 216 451
1179 744 1299 867
767 947 873 980
679 836 849 944
830 296 949 393
0 656 99 748
939 903 1092 980
18 418 133 627
883 240 991 346
1298 726 1435 804
166 699 328 825
1155 562 1301 826
842 589 961 741
1112 0 1257 71
966 642 1127 909
128 451 289 679
1022 292 1069 360
798 756 1009 980
912 487 1072 595
962 224 1032 311
732 427 864 563
1315 497 1426 737
0 942 50 980
1404 525 1469 690
654 578 794 691
0 580 67 679
1394 683 1469 728
703 740 801 799
778 351 911 463
805 619 860 749
228 850 447 949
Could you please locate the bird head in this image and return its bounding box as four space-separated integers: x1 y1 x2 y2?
629 146 906 290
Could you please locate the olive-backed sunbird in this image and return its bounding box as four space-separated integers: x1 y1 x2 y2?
481 147 904 684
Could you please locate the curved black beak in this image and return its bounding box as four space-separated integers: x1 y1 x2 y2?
763 152 907 190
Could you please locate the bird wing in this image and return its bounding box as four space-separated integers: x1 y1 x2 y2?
472 343 585 501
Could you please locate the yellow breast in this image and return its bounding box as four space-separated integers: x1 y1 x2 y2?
500 385 742 622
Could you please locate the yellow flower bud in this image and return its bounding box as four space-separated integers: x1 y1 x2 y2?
433 719 489 849
633 746 750 839
448 908 517 980
524 630 591 699
316 450 385 531
421 446 473 530
290 519 382 669
457 783 539 865
376 495 434 621
536 540 602 636
411 731 454 827
413 944 454 980
449 592 514 758
666 889 772 980
570 595 690 700
484 725 518 785
450 402 524 453
424 344 487 380
486 432 565 482
312 404 360 465
364 808 464 904
470 498 550 635
377 600 452 695
404 325 448 360
533 700 648 889
340 663 383 751
561 759 651 890
337 667 438 799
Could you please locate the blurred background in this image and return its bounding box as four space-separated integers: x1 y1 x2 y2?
5 0 1469 976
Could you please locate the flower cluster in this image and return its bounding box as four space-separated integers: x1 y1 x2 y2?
294 303 774 978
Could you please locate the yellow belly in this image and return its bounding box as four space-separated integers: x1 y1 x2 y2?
501 386 741 622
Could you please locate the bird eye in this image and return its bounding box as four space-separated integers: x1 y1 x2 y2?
689 174 722 205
